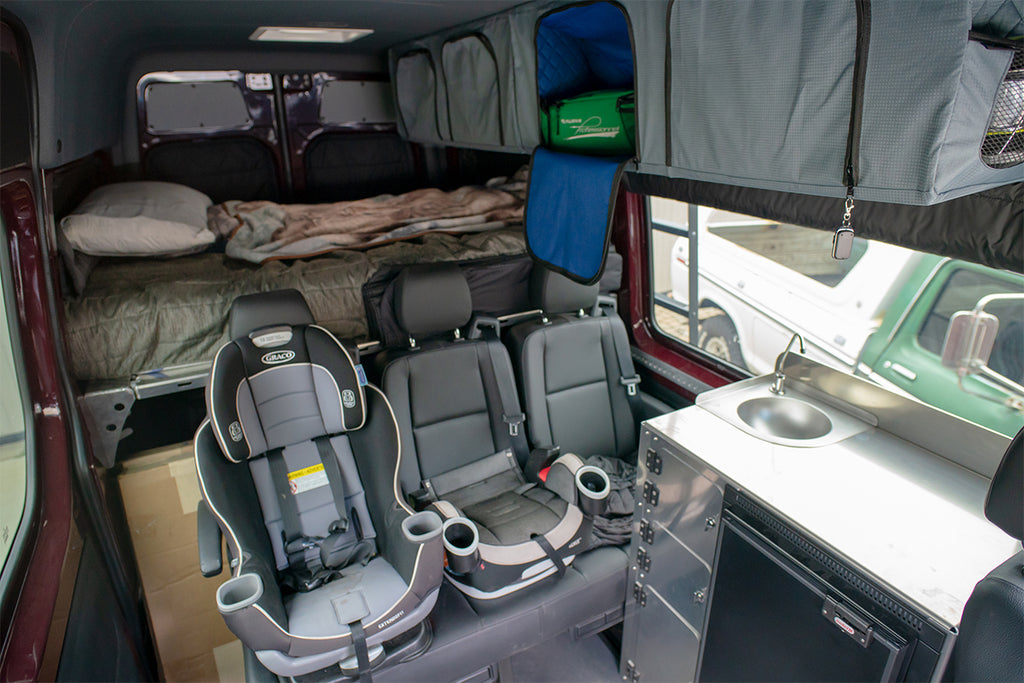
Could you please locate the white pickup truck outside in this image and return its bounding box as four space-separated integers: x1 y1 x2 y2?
662 203 922 376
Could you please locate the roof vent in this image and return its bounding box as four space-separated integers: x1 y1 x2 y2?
249 27 373 44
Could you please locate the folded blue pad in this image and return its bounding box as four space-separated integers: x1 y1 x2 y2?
525 148 629 284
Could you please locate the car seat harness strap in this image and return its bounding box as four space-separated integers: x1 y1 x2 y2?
531 533 568 579
314 434 351 535
349 620 373 682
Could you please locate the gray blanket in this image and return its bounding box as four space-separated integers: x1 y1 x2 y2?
64 228 527 381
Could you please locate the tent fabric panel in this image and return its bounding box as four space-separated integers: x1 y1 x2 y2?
442 35 503 146
856 3 1021 204
667 0 856 195
624 172 1024 274
395 50 440 143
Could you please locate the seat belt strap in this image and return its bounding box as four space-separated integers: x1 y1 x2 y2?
531 533 567 579
605 315 642 415
479 340 529 461
349 620 373 683
267 447 305 549
314 435 349 534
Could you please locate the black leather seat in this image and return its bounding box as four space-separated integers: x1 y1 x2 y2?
506 266 640 462
950 425 1024 681
380 264 610 599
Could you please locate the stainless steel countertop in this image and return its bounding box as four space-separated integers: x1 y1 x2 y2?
647 387 1021 629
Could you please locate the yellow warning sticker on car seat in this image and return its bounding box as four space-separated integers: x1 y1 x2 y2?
288 463 328 495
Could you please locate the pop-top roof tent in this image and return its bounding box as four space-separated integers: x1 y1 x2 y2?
5 0 1023 276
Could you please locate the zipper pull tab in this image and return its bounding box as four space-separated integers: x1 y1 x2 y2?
833 189 856 260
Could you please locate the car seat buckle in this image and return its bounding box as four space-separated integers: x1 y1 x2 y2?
620 376 640 396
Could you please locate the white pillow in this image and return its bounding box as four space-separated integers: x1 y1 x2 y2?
61 181 216 257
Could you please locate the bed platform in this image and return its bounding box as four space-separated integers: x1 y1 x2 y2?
70 227 528 467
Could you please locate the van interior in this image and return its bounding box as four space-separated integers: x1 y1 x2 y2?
0 1 1022 682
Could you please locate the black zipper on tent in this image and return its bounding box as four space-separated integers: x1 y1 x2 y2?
664 0 676 167
842 0 871 189
442 32 505 146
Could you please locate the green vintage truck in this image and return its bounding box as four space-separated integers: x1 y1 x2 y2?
856 256 1024 438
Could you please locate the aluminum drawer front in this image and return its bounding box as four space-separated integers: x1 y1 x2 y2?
642 433 723 564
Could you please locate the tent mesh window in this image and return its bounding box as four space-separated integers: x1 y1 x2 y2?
982 47 1024 169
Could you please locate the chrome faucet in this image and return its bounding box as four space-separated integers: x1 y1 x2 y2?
770 333 805 395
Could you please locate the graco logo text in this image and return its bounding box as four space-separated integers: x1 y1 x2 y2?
261 350 296 365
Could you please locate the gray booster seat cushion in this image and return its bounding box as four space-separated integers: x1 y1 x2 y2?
382 265 611 599
197 288 444 677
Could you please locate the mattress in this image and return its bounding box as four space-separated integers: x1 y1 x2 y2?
64 227 527 382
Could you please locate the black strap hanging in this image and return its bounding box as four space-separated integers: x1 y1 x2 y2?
531 533 568 579
349 620 373 682
605 313 642 417
478 342 529 461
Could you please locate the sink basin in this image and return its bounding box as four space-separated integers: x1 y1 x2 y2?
736 397 832 440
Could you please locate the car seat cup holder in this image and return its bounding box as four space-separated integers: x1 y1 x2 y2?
402 510 444 544
575 465 611 517
216 573 264 615
442 517 481 575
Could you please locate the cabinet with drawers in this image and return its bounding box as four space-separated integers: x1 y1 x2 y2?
620 425 725 683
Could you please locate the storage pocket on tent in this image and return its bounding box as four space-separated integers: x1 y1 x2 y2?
536 1 636 155
666 0 857 191
395 50 441 142
441 34 504 146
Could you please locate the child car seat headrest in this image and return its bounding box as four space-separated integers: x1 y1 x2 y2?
229 288 315 339
985 425 1023 541
395 264 473 339
209 290 366 462
531 266 599 315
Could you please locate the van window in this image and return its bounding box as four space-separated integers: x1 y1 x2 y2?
144 80 252 132
0 268 26 573
706 211 868 287
319 80 395 124
649 195 1024 439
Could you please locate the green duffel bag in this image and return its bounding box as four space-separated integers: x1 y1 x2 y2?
541 89 636 155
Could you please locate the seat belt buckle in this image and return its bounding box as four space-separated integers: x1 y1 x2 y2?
408 487 434 511
620 376 640 396
503 413 526 437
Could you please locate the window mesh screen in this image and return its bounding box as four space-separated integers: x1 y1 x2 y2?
981 48 1024 169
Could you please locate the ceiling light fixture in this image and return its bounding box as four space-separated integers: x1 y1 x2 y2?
249 27 374 44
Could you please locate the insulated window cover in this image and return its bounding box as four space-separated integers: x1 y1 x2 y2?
525 148 628 284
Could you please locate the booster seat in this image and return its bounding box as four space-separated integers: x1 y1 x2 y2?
378 264 611 599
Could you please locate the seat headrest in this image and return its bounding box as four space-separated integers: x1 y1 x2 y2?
209 299 367 461
395 264 472 338
229 289 314 339
530 266 599 315
985 425 1023 541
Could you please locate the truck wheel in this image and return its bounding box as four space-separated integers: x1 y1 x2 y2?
699 314 746 369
